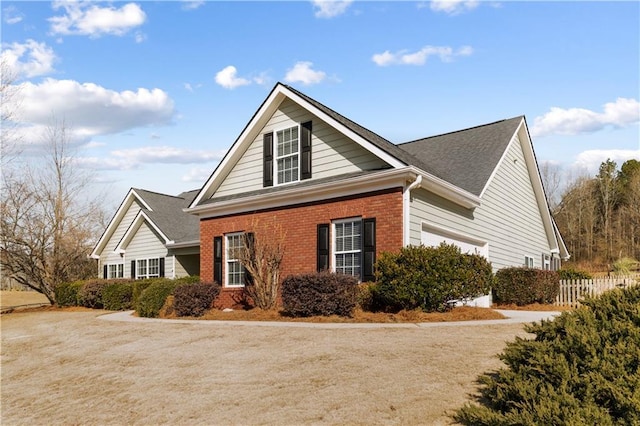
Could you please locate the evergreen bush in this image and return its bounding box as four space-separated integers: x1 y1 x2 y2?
77 279 111 308
558 267 593 280
494 267 559 305
136 280 179 318
454 285 640 425
173 282 220 317
371 243 493 313
54 280 84 307
102 281 134 311
281 272 359 317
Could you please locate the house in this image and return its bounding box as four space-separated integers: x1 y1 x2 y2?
186 83 569 308
91 188 200 280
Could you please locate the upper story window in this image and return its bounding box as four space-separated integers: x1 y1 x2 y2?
276 126 300 184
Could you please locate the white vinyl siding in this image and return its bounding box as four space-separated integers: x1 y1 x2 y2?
99 200 141 277
214 99 389 198
126 222 170 278
409 134 552 271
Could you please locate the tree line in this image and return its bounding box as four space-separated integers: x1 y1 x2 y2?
552 158 640 271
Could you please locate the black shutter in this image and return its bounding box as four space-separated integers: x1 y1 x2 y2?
317 224 330 272
362 218 376 282
214 236 223 284
159 258 165 277
245 232 255 285
103 265 108 279
263 132 274 187
131 260 136 279
301 121 312 180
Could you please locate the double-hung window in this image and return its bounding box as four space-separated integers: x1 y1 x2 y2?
276 125 299 184
226 233 246 287
136 258 160 279
334 219 362 278
524 255 534 268
108 263 124 279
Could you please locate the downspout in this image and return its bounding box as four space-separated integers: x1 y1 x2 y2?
403 175 422 246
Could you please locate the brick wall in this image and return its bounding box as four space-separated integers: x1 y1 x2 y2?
200 188 404 308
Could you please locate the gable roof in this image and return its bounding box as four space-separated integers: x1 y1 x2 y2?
397 117 524 197
90 188 200 258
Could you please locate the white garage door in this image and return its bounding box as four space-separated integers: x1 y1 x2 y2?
421 225 488 258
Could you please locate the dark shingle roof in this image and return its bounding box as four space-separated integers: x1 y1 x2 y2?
397 117 524 196
133 188 200 243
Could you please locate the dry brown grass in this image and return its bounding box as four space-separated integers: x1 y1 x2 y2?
1 309 532 425
0 290 50 309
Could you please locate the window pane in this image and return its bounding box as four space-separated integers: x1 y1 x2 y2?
334 219 362 278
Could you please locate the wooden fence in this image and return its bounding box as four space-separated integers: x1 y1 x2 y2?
555 275 640 308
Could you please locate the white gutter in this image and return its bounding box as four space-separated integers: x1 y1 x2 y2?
403 175 422 246
165 240 200 249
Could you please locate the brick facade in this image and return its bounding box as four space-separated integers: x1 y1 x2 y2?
199 188 404 308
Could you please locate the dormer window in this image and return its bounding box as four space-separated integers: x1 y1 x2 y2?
263 121 312 187
276 125 299 184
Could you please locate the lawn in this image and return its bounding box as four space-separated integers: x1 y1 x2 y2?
1 308 534 425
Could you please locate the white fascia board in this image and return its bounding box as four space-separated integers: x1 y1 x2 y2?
165 240 200 249
516 120 561 255
190 84 406 209
188 166 480 219
114 210 173 253
90 188 151 257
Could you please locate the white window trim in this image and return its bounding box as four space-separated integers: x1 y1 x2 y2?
136 257 161 280
525 255 535 268
107 263 124 279
225 232 246 288
331 217 362 278
274 124 300 186
542 254 551 270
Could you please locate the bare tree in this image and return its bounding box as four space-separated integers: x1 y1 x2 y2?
1 119 102 303
236 221 285 310
540 161 563 211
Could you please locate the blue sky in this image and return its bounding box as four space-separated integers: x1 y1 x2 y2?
2 1 639 206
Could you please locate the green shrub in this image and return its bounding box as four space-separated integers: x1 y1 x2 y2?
102 281 134 311
175 275 200 285
281 272 359 317
54 280 84 307
132 280 155 307
136 280 179 318
371 244 493 313
558 267 593 280
494 267 560 305
454 285 640 425
356 282 376 311
173 282 220 317
78 279 111 308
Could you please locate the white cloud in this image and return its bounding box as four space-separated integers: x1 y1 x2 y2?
312 0 352 18
430 0 479 15
49 1 146 37
372 45 473 66
134 31 146 43
75 147 224 171
3 6 24 24
574 149 640 174
13 78 174 139
532 98 640 138
215 65 251 89
182 167 213 183
284 61 327 86
84 141 106 149
1 39 57 78
181 1 205 11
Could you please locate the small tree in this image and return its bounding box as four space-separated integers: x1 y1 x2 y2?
236 221 285 310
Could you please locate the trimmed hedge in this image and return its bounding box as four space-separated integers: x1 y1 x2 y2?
136 280 179 318
102 281 134 311
454 285 640 425
494 267 559 305
132 280 155 307
77 280 111 308
371 244 494 313
173 283 220 317
558 267 593 280
54 280 84 307
281 272 359 317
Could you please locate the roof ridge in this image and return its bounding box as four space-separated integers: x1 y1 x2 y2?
133 187 195 200
281 83 393 145
397 115 524 146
